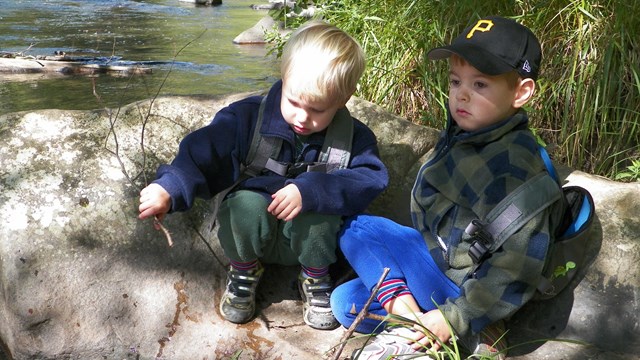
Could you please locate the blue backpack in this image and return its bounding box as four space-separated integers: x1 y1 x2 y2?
465 146 595 300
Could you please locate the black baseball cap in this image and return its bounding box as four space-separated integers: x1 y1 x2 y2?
427 16 542 80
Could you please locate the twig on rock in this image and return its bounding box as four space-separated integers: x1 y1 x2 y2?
330 267 390 360
155 216 174 247
190 223 227 271
348 310 413 326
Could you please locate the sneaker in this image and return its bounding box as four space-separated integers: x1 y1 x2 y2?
219 265 264 324
351 327 428 360
298 273 339 330
469 321 507 360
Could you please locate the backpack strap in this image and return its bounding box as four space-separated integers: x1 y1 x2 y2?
244 97 286 177
209 96 279 230
309 107 354 172
467 145 562 264
466 172 562 266
539 145 559 183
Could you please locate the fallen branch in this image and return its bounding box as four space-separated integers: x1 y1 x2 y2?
0 56 151 75
91 30 207 248
136 29 208 247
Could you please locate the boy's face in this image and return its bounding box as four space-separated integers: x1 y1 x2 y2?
280 80 346 136
448 58 522 132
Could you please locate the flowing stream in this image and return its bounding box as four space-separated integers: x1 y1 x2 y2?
0 0 280 116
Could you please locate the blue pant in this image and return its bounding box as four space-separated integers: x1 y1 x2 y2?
330 214 461 333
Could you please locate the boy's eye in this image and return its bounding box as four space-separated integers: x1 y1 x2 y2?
289 99 300 107
449 79 460 86
475 81 487 89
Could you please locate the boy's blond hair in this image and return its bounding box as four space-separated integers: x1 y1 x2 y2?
281 21 365 103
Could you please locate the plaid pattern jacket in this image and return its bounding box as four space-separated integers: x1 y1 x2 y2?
410 110 564 339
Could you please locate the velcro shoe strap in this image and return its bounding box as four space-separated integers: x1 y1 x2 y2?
229 272 260 283
305 281 332 293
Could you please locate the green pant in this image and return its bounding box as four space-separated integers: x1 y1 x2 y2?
217 190 342 267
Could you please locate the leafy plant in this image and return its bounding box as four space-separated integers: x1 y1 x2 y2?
268 0 310 30
553 261 577 279
614 159 640 181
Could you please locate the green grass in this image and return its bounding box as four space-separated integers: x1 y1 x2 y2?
334 310 590 360
269 0 640 180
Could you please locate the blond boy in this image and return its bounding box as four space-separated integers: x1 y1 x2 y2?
139 21 388 330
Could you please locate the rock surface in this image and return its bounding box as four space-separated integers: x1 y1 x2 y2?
233 16 286 44
0 94 638 359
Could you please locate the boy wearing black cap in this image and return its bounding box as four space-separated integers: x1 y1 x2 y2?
330 16 563 359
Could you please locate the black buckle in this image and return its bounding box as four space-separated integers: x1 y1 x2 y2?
286 161 313 177
468 220 493 264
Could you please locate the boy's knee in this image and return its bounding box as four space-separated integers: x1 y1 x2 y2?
286 213 341 254
340 214 381 249
330 283 356 328
225 190 270 214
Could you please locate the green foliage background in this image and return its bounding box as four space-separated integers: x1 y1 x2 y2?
271 0 640 180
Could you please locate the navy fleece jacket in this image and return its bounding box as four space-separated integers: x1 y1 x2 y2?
153 80 389 216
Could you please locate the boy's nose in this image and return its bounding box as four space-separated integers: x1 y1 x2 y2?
297 109 310 123
456 87 470 102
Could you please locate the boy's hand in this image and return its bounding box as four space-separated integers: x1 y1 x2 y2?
268 184 302 221
410 309 451 351
138 183 171 225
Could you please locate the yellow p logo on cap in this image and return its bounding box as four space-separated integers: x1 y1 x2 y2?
466 20 494 38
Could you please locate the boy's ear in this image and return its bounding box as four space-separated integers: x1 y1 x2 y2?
513 78 536 108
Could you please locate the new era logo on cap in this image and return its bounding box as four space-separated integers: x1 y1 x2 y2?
428 16 542 80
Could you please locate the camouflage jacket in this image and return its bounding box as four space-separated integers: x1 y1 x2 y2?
410 109 564 339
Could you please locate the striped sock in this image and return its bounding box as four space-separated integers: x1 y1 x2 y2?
229 259 259 272
376 279 411 308
301 265 329 279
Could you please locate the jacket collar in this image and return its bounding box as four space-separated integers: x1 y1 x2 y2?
445 107 530 145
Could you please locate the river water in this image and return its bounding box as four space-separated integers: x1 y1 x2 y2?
0 0 280 116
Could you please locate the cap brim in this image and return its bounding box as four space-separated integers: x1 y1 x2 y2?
427 47 456 60
427 44 515 76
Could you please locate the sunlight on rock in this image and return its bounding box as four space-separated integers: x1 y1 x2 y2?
102 158 125 181
2 201 29 231
31 196 68 228
21 114 75 141
16 147 37 166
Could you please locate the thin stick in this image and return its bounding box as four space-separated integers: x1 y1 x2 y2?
190 224 227 271
154 216 174 247
331 267 390 360
136 30 208 248
350 311 414 326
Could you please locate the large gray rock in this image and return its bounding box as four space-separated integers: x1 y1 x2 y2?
233 16 286 45
0 94 638 359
